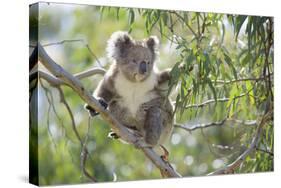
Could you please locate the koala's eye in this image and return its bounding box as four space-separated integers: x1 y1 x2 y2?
147 61 151 64
132 59 137 64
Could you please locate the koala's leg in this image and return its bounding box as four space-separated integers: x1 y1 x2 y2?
144 106 162 146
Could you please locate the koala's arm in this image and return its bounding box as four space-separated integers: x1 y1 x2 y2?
94 75 115 103
85 75 115 116
157 69 171 85
157 63 194 85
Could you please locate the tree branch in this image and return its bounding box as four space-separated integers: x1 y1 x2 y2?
29 44 38 71
255 147 274 157
37 43 181 178
80 117 97 182
38 75 98 181
175 119 227 132
178 93 246 109
42 39 103 67
168 11 198 39
74 67 106 80
213 74 273 85
175 118 257 132
42 39 85 47
208 110 273 175
31 67 106 87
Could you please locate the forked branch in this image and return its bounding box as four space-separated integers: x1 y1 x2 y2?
37 43 181 178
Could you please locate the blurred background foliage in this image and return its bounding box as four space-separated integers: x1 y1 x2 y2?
29 2 273 186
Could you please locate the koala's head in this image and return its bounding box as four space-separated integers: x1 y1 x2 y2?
107 31 159 82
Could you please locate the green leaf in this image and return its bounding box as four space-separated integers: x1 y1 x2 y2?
116 7 120 20
246 81 255 105
223 52 238 80
227 86 238 108
128 9 135 33
206 78 217 101
220 20 225 45
235 15 247 40
167 62 181 96
246 17 253 51
241 52 252 66
161 12 168 26
173 94 180 117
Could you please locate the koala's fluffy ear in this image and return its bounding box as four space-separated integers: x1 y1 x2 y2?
107 31 133 60
146 36 159 53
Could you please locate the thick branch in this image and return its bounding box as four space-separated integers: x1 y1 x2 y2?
37 43 181 178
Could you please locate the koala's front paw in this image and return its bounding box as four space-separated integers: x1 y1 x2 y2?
107 131 120 139
84 104 99 116
84 98 108 117
98 98 108 109
178 63 193 72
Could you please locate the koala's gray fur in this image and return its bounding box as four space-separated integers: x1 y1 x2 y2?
90 31 173 147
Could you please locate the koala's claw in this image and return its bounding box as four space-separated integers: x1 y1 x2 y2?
84 104 99 117
84 99 108 117
108 131 120 139
160 145 169 162
98 99 108 109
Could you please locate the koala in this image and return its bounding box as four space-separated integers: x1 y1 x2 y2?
85 31 173 148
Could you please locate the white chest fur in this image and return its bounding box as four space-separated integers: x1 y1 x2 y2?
114 71 158 117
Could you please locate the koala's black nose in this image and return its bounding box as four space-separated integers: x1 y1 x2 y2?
139 61 147 74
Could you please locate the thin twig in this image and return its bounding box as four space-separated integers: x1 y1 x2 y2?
200 126 225 158
177 93 246 109
212 144 234 151
175 119 227 132
57 87 82 144
175 118 257 132
39 78 77 146
80 116 97 182
196 13 201 38
42 39 103 67
168 11 198 38
255 147 273 156
208 109 273 175
264 17 274 99
213 74 273 85
42 39 85 47
57 87 97 181
39 79 58 150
